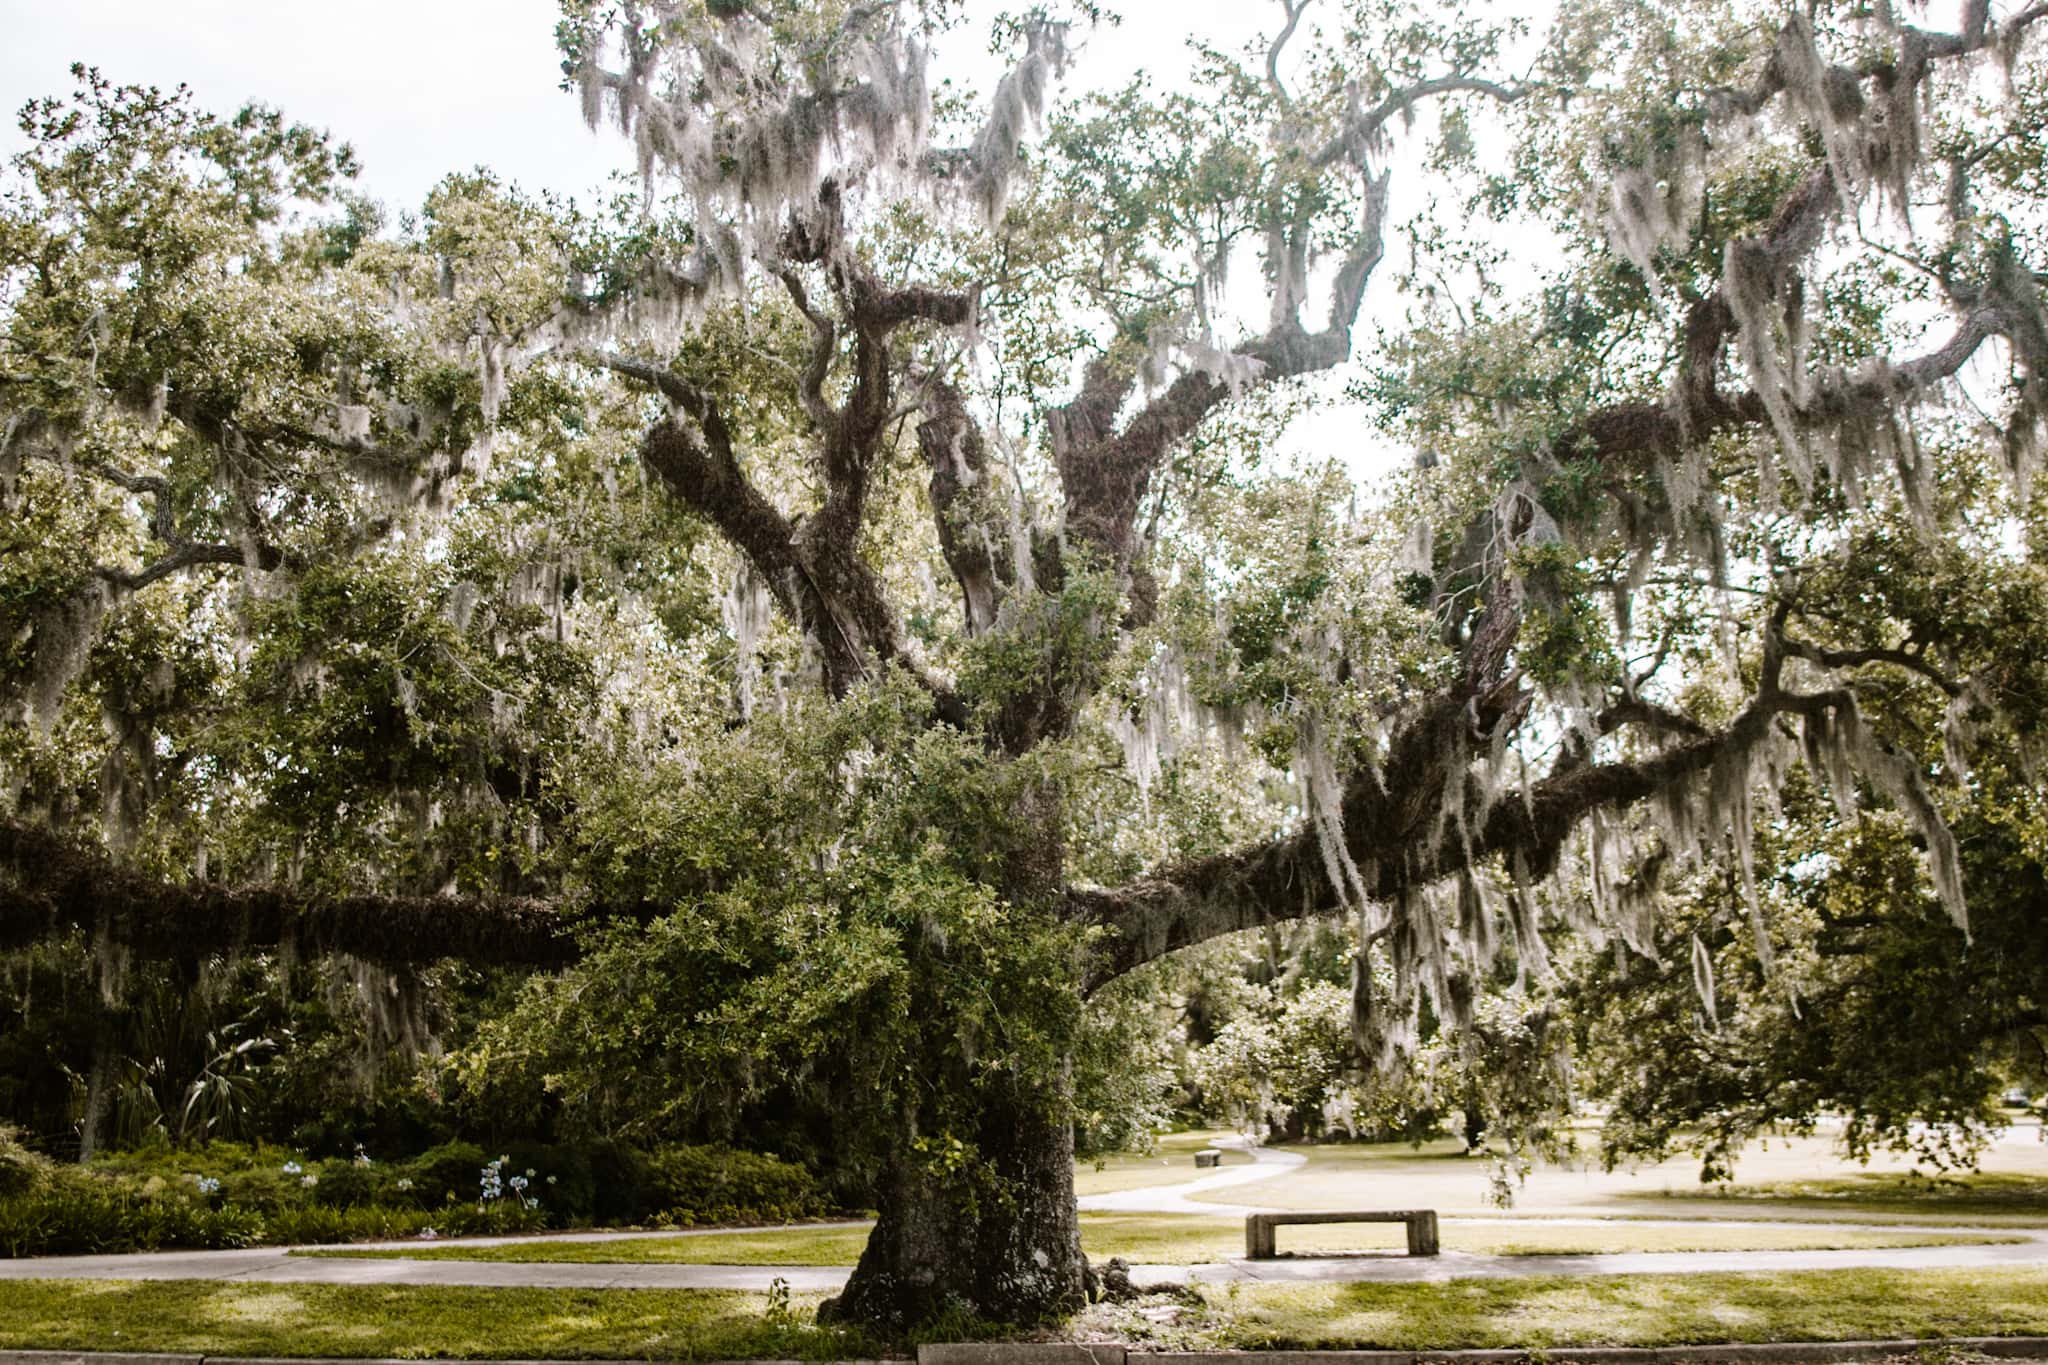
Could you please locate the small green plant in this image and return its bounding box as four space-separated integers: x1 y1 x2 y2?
763 1275 798 1332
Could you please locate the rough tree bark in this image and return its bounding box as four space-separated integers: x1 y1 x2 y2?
826 1073 1086 1326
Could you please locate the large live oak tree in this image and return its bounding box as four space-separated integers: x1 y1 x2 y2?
6 0 2048 1328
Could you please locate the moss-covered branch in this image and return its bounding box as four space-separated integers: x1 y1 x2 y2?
0 818 603 968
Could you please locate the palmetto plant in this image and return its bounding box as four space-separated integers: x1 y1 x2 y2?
103 973 282 1149
179 1027 280 1144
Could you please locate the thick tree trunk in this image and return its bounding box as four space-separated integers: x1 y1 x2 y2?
825 780 1087 1328
822 1069 1087 1327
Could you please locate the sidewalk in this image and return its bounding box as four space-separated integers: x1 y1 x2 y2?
3 1231 2047 1292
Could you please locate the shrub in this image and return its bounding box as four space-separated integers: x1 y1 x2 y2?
216 1164 307 1214
311 1158 378 1209
264 1203 434 1244
0 1127 52 1198
91 1140 295 1182
503 1142 592 1223
584 1140 653 1223
435 1200 549 1237
644 1144 820 1224
399 1140 487 1207
0 1183 262 1257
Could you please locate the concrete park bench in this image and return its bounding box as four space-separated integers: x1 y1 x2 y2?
1245 1209 1440 1258
1194 1148 1224 1168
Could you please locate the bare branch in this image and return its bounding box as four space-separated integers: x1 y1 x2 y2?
85 459 282 591
774 266 838 431
1347 75 1528 151
1598 696 1714 740
1776 633 1964 697
1266 0 1312 110
95 540 278 592
638 416 801 611
584 350 711 417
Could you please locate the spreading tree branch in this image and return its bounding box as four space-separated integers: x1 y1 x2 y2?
0 818 610 968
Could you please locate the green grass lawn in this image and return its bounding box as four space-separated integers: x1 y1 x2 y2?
292 1211 2018 1265
1200 1266 2048 1350
0 1280 877 1360
1073 1130 1250 1196
9 1267 2048 1358
1617 1171 2048 1220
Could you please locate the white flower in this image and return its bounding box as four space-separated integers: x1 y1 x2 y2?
281 1161 302 1175
419 1227 438 1240
395 1177 414 1192
301 1174 318 1188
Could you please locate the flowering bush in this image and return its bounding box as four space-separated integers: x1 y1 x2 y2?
480 1158 543 1211
0 1137 819 1256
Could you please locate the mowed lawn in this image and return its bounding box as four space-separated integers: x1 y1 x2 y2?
1210 1266 2048 1349
0 1281 877 1361
295 1212 2018 1265
10 1267 2048 1357
1073 1128 1252 1196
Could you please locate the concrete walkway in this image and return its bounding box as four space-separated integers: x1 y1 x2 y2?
4 1226 2047 1293
0 1246 856 1292
1079 1137 1306 1216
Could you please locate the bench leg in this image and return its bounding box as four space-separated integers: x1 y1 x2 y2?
1406 1211 1439 1256
1247 1217 1274 1260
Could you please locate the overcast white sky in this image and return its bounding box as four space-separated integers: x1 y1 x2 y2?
0 0 1276 210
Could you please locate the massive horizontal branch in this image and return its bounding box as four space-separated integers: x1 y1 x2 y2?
0 818 613 968
1070 828 1329 989
1073 679 1855 988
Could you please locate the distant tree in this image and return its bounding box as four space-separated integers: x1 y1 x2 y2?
1578 761 2048 1179
7 0 2048 1329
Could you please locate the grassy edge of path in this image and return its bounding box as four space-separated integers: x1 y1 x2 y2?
8 1267 2048 1357
287 1215 2021 1266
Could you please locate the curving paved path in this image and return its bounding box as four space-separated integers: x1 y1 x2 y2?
1079 1137 1307 1215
